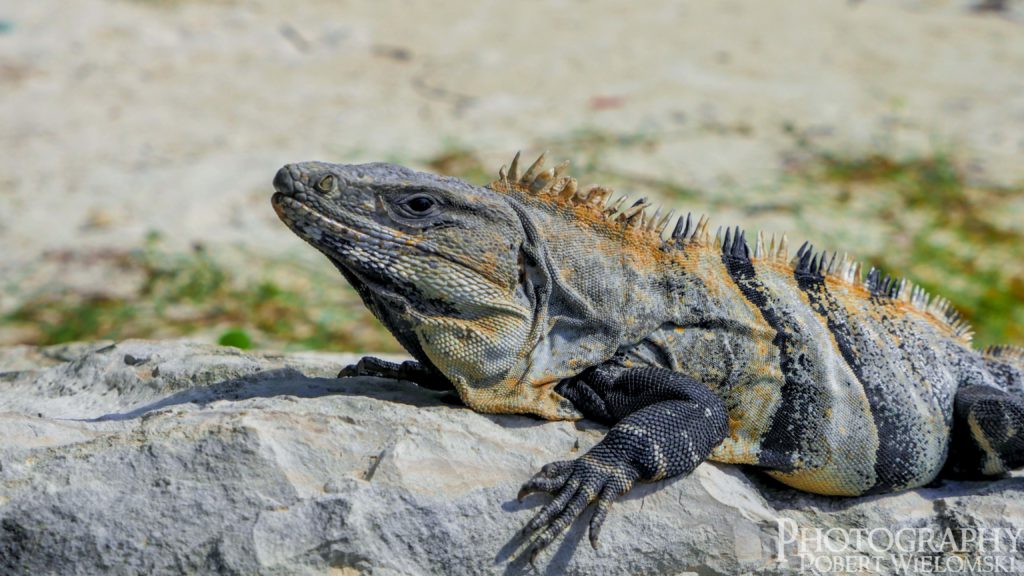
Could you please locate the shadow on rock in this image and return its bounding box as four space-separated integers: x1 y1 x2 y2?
494 495 589 576
87 369 452 422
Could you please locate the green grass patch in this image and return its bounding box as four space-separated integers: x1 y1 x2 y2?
7 132 1020 353
217 328 253 350
3 236 402 353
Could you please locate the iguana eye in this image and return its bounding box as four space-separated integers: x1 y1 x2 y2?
401 194 438 215
317 174 335 192
391 192 443 221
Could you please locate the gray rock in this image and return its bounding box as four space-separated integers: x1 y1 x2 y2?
1 340 1022 575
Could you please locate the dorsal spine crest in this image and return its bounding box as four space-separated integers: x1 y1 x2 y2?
489 152 973 343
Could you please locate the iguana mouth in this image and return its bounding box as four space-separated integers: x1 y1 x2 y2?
275 189 457 374
273 192 413 302
273 192 380 246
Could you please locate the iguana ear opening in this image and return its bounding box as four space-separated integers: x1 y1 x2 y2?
514 244 541 311
517 249 527 288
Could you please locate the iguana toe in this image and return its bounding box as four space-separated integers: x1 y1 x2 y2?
517 463 571 502
519 453 638 557
337 356 397 379
336 356 455 391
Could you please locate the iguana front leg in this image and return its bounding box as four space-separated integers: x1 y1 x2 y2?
338 357 455 391
518 366 728 556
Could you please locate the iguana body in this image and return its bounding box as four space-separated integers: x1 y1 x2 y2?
272 153 1024 555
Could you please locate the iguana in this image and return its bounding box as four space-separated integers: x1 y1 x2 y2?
271 153 1024 558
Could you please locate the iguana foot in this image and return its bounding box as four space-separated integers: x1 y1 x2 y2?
518 447 639 557
517 366 729 559
337 356 454 391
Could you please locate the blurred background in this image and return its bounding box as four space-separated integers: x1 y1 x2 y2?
1 0 1023 353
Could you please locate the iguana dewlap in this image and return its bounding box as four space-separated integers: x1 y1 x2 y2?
272 153 1024 558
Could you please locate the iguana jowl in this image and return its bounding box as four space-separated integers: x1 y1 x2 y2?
272 153 1024 556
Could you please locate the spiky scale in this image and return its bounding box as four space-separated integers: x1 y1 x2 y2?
881 275 894 297
508 151 521 181
807 250 818 276
866 268 880 292
693 215 704 237
558 178 578 201
732 228 749 261
602 195 622 214
530 168 556 193
606 194 628 215
591 187 613 206
799 250 814 275
646 207 662 232
620 202 646 222
984 345 1024 362
777 234 789 261
521 152 547 183
656 209 675 237
793 241 810 265
670 214 687 240
553 160 570 179
794 242 813 274
697 216 711 242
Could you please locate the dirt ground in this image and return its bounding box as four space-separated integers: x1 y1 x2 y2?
2 0 1023 349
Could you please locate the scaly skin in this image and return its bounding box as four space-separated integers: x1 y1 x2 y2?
272 153 1024 561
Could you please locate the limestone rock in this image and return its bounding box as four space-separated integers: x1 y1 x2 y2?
1 340 1022 575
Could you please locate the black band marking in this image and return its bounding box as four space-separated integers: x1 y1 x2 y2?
795 272 923 492
722 252 824 472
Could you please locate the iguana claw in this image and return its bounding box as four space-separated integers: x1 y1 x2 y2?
337 356 400 379
337 356 455 391
517 451 638 557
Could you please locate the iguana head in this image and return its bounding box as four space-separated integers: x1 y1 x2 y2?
273 160 579 418
272 155 693 419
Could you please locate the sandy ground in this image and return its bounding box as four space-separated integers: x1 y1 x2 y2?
1 0 1023 343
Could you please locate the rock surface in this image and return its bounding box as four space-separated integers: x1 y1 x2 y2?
1 340 1022 575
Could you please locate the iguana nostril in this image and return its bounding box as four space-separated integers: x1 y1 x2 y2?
273 166 293 194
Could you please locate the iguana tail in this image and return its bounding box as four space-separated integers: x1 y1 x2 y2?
943 346 1024 478
980 345 1024 398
